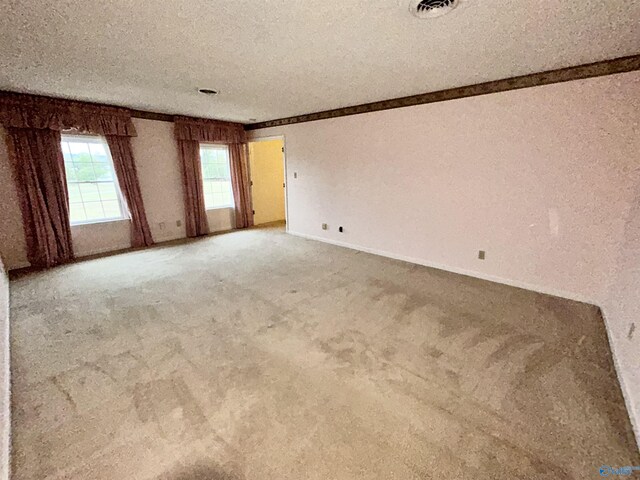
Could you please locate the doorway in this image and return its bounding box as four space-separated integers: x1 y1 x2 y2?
248 138 286 226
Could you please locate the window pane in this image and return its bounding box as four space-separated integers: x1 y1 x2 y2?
69 141 89 155
220 162 230 177
200 149 210 161
89 143 109 163
69 204 86 223
67 184 82 203
67 140 91 159
202 162 215 179
61 135 128 225
102 201 122 218
76 163 98 182
79 183 100 201
61 141 71 157
70 143 91 164
65 162 78 182
93 163 113 181
98 183 118 200
84 202 105 221
199 145 234 209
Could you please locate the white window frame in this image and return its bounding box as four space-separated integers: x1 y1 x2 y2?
61 133 130 226
199 143 234 210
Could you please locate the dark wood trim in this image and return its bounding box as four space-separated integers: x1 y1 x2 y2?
0 90 180 124
245 54 640 130
130 109 175 123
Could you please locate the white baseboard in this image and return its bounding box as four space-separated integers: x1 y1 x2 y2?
288 231 596 305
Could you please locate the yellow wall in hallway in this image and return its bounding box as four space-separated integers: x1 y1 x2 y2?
249 139 285 225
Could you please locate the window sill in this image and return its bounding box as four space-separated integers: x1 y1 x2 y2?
205 206 234 211
70 218 131 228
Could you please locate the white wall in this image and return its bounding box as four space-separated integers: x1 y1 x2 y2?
0 257 9 480
0 118 235 269
251 70 640 442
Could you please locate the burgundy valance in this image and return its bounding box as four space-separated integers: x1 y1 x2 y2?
0 92 136 136
174 116 246 144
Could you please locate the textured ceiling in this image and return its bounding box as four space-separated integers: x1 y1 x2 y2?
1 0 638 123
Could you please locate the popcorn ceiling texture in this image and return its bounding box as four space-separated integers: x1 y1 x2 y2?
8 226 639 479
0 0 639 122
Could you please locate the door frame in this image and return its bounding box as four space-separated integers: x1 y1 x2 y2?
247 135 289 231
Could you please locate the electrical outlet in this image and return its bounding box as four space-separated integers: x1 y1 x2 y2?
176 220 182 227
339 226 343 233
294 172 298 179
159 222 165 230
322 223 328 230
478 250 486 260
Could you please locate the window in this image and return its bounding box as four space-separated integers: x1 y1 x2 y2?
200 144 234 209
61 134 129 225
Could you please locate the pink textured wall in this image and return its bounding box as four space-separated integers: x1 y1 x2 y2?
251 70 640 441
606 177 640 440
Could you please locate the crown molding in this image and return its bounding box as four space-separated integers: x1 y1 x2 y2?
245 54 640 130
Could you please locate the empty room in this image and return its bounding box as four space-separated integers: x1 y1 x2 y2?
0 1 639 479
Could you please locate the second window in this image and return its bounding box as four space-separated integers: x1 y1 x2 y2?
200 144 234 210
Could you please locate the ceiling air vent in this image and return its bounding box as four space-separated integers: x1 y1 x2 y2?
410 0 459 18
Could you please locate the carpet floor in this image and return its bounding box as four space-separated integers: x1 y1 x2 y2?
9 225 639 479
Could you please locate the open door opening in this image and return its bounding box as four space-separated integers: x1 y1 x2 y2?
248 138 286 227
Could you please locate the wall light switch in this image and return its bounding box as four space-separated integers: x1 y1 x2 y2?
159 222 165 230
294 172 298 179
176 220 182 227
478 250 486 260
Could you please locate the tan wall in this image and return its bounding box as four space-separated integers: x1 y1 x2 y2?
0 257 9 480
250 70 640 442
0 118 234 269
249 139 286 225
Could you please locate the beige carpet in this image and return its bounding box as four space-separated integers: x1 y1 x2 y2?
9 225 639 479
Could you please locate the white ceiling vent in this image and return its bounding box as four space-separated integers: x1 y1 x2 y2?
409 0 459 18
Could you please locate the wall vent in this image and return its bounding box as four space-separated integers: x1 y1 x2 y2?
410 0 459 18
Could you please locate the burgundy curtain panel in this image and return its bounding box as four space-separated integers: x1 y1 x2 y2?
0 92 152 266
174 116 252 234
177 139 209 237
105 136 154 247
229 143 254 229
5 128 74 268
